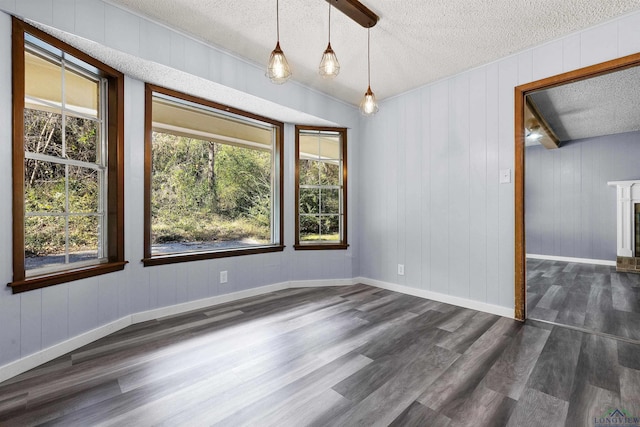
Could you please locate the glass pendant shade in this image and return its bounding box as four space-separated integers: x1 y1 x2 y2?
267 42 292 84
360 28 378 116
359 86 379 116
319 4 339 79
319 43 340 78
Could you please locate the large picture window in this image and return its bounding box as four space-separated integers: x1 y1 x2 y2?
143 85 284 266
10 19 125 293
295 126 347 250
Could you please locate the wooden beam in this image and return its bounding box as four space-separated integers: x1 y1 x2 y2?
525 97 560 149
326 0 379 28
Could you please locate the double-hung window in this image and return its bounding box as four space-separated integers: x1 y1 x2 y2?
10 19 125 293
295 126 347 249
143 85 284 265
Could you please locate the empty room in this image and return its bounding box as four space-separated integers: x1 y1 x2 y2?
0 1 639 426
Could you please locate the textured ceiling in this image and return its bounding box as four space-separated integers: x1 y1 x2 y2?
30 21 338 127
106 0 640 106
529 66 640 142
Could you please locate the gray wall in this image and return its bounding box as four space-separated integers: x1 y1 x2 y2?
358 11 640 308
0 3 359 369
525 131 640 261
2 0 640 372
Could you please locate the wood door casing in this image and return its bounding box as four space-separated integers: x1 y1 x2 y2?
514 52 640 321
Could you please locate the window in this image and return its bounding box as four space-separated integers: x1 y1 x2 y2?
10 19 125 293
143 85 284 266
295 126 347 249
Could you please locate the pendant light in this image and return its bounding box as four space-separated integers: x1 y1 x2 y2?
359 27 378 116
318 3 340 78
267 0 291 84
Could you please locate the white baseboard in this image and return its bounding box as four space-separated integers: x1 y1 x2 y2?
132 282 290 323
0 279 352 383
135 279 356 322
0 317 131 384
526 254 616 266
0 275 514 383
354 277 515 319
289 278 356 288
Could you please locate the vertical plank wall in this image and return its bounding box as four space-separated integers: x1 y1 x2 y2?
357 10 640 309
526 132 640 261
0 1 359 369
2 0 640 372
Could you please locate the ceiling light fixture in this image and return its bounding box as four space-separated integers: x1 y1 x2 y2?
319 3 340 79
525 118 543 140
267 0 291 84
359 27 378 116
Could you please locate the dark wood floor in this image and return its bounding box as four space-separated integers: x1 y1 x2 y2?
1 284 639 426
527 258 640 341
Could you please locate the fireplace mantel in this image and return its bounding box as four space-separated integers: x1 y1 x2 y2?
607 180 640 258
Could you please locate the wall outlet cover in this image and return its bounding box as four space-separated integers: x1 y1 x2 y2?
220 270 228 283
398 264 405 275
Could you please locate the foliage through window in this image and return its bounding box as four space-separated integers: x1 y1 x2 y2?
295 126 347 249
10 19 125 293
144 86 284 265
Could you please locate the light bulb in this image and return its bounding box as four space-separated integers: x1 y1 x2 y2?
359 86 379 116
526 131 543 141
267 42 291 84
319 43 340 78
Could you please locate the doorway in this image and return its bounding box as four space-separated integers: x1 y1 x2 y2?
515 52 640 342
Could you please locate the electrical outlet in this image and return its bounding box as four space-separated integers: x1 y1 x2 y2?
220 270 228 284
398 264 405 275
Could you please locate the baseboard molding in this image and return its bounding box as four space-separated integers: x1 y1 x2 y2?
289 278 356 288
526 254 616 266
0 275 514 383
0 279 353 383
132 282 290 323
134 279 356 322
354 277 515 319
0 316 131 384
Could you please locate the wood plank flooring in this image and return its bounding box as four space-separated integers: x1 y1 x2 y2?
527 258 640 341
1 284 639 426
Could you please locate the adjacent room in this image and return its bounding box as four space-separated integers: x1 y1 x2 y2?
0 1 639 425
524 67 640 340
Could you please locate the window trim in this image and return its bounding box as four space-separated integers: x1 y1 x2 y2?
142 84 285 266
294 125 348 250
9 18 126 294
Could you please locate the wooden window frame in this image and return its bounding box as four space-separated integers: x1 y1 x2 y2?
9 18 126 294
294 125 348 250
142 84 285 267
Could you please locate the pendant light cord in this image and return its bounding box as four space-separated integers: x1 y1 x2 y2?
328 4 331 44
367 27 371 87
276 0 280 42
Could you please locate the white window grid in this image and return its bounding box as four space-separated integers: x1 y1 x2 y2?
24 41 108 276
299 131 344 243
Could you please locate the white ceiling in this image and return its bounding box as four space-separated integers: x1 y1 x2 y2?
106 0 640 106
529 66 640 142
30 20 338 127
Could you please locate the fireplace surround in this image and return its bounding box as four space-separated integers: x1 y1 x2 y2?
633 203 640 257
608 180 640 273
